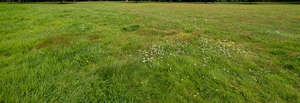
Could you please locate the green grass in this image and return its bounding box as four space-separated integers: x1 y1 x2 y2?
0 2 300 102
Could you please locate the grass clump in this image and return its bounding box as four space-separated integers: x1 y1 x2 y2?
123 25 140 32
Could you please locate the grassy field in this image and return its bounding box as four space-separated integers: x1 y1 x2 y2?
0 2 300 102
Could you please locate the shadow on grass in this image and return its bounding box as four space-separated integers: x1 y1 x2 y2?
285 2 300 4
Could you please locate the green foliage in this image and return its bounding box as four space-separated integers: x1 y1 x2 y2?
0 2 299 103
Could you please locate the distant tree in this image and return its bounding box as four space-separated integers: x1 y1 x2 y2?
247 0 255 4
202 0 216 3
17 0 24 3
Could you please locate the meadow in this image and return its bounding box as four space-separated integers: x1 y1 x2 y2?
0 2 300 102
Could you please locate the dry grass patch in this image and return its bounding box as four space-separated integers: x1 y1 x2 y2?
88 35 100 42
36 35 70 49
155 29 180 36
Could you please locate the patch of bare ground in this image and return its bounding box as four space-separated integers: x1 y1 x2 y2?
155 29 180 36
192 29 213 39
88 35 100 42
289 52 297 57
36 36 70 49
192 29 201 35
138 24 181 37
